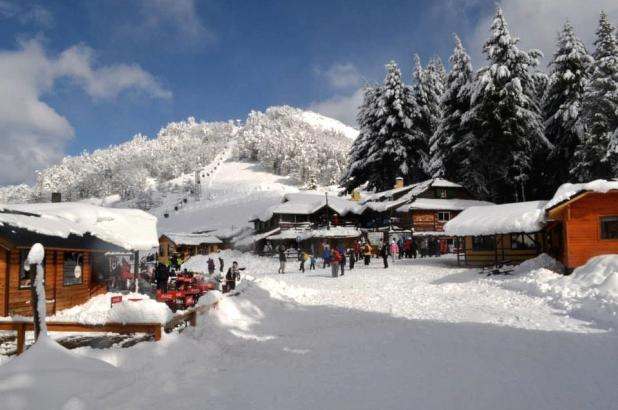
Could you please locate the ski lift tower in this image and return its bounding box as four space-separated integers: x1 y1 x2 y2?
194 165 202 202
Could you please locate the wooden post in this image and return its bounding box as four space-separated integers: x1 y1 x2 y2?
153 325 162 341
30 263 41 340
16 323 25 354
190 310 197 327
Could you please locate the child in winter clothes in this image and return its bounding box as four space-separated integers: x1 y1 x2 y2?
309 254 316 270
389 240 399 262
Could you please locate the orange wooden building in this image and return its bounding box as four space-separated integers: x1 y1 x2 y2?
545 188 618 270
0 203 158 317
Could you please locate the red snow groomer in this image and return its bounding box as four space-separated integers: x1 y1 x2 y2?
156 271 215 312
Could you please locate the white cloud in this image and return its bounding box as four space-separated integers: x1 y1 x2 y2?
317 63 364 90
0 39 170 185
465 0 618 67
136 0 214 45
308 88 364 128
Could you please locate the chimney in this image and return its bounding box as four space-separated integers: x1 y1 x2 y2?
51 192 62 203
351 190 361 202
394 177 404 189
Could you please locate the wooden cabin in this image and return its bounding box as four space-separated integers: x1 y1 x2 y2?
360 178 485 231
0 202 158 316
445 182 618 270
545 188 618 270
158 233 223 264
444 201 548 267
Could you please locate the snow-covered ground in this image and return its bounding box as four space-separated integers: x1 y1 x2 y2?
2 252 618 409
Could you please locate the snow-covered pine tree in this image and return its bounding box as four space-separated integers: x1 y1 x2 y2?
345 62 423 191
341 85 381 192
413 55 445 176
463 7 549 202
429 35 473 180
572 12 618 181
543 22 593 189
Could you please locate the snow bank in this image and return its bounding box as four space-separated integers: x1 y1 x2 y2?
444 200 547 236
495 254 618 329
0 335 116 410
50 293 174 325
545 179 618 210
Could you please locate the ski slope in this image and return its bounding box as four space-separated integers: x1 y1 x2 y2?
153 158 300 237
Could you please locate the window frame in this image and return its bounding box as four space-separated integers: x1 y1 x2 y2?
437 211 451 222
472 236 495 251
510 233 537 250
63 251 84 287
600 216 618 240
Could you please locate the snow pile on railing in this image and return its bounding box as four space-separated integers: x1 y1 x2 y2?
50 293 174 325
492 254 618 329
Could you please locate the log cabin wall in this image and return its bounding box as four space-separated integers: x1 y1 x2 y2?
5 249 92 316
561 192 618 269
0 248 7 317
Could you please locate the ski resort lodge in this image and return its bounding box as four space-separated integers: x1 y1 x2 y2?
158 233 223 264
0 202 158 316
444 181 618 271
249 178 492 252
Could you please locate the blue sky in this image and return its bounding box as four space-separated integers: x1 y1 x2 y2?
0 0 617 185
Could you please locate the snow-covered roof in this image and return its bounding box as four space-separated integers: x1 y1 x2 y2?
266 226 362 241
397 198 494 212
162 232 222 246
431 178 463 189
0 202 158 251
254 192 364 222
361 178 460 204
545 180 618 210
444 201 548 236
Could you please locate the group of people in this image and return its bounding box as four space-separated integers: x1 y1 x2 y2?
272 235 451 276
154 255 243 294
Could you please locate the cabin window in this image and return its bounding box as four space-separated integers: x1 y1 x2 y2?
63 252 84 286
436 189 448 199
472 236 495 251
19 250 45 289
601 216 618 240
511 233 536 250
437 212 451 222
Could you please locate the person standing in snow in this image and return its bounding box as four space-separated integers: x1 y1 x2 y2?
348 248 355 270
354 240 362 262
219 257 224 273
322 245 331 269
397 237 404 259
331 248 341 277
363 242 372 266
155 262 169 292
309 253 316 270
278 245 287 274
299 250 307 273
339 248 346 276
389 239 399 263
207 257 215 275
380 242 389 269
224 261 241 293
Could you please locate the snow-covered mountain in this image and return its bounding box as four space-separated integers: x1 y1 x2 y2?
0 106 356 205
